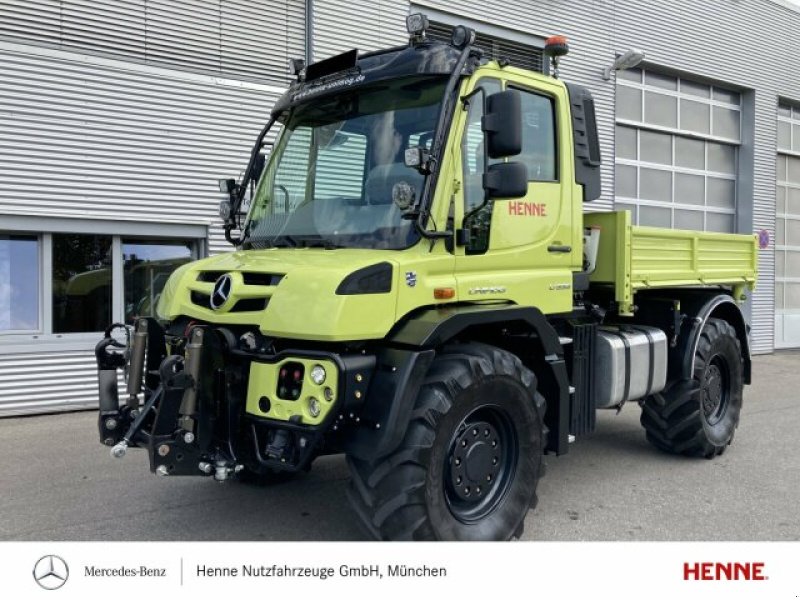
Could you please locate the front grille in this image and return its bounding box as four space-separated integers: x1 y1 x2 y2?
242 272 284 286
196 271 226 282
191 291 210 308
196 271 284 286
230 297 270 312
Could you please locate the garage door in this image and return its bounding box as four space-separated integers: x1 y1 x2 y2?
776 102 800 348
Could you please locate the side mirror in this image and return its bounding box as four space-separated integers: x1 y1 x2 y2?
483 90 522 158
484 162 528 198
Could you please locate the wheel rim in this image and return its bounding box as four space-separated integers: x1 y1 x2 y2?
702 356 730 426
444 405 519 524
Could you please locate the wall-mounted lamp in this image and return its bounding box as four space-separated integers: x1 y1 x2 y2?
602 49 645 80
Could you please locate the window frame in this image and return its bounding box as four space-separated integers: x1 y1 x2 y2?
614 68 741 232
507 83 561 183
776 102 800 317
0 222 204 353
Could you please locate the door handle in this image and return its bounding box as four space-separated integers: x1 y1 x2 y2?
547 244 572 253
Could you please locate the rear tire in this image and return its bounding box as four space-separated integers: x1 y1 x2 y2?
641 318 743 458
346 343 546 541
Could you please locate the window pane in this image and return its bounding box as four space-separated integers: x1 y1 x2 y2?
776 250 785 277
786 249 800 277
786 283 800 310
53 234 112 333
674 209 704 230
644 91 677 127
615 164 637 197
788 156 800 184
616 125 637 159
617 85 642 121
640 130 671 165
706 212 734 233
775 219 785 245
776 282 784 310
639 205 672 227
778 104 792 118
787 221 800 247
707 142 736 174
617 68 641 83
794 124 800 153
123 240 193 323
680 99 710 134
519 90 557 181
712 106 740 140
788 187 800 216
713 87 739 105
675 173 704 205
0 235 39 331
777 186 786 214
778 121 791 151
707 177 736 209
675 137 705 169
639 168 672 202
681 80 710 98
646 72 677 91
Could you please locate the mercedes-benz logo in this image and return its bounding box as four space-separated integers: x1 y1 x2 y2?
210 273 233 310
33 555 69 590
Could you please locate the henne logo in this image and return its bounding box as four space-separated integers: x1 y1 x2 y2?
210 273 233 310
33 555 69 590
683 561 767 581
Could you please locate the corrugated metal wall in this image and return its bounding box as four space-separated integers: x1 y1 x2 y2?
0 1 301 416
1 0 795 416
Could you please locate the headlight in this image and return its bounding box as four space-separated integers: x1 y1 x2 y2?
310 364 326 385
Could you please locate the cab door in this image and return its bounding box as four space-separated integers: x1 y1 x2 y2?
453 72 580 315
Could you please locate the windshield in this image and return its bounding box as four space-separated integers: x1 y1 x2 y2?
243 76 447 250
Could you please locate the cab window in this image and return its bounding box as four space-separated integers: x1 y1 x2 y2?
514 87 558 182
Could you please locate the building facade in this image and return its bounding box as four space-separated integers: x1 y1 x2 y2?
0 0 797 415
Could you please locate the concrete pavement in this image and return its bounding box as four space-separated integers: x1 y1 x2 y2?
1 351 798 541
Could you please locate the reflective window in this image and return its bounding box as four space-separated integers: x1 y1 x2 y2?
0 235 39 332
52 234 112 333
123 240 193 323
517 89 557 181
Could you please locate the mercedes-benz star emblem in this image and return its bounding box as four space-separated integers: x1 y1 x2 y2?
210 273 233 310
33 555 69 590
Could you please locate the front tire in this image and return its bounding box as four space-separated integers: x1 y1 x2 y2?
641 318 743 458
346 343 546 541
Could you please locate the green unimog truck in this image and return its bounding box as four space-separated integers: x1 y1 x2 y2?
94 15 758 541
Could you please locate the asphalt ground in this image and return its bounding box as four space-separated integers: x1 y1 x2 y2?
1 351 798 541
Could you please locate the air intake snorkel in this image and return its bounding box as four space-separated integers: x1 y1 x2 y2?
404 20 482 241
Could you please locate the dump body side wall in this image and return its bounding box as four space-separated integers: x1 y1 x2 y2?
586 211 758 314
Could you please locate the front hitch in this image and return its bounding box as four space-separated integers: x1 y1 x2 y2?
95 319 166 450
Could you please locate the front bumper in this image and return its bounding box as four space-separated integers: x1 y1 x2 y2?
95 318 374 480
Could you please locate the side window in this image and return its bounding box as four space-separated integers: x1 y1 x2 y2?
461 78 502 214
516 88 557 182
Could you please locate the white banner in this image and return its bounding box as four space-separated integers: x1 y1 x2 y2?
1 541 797 599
